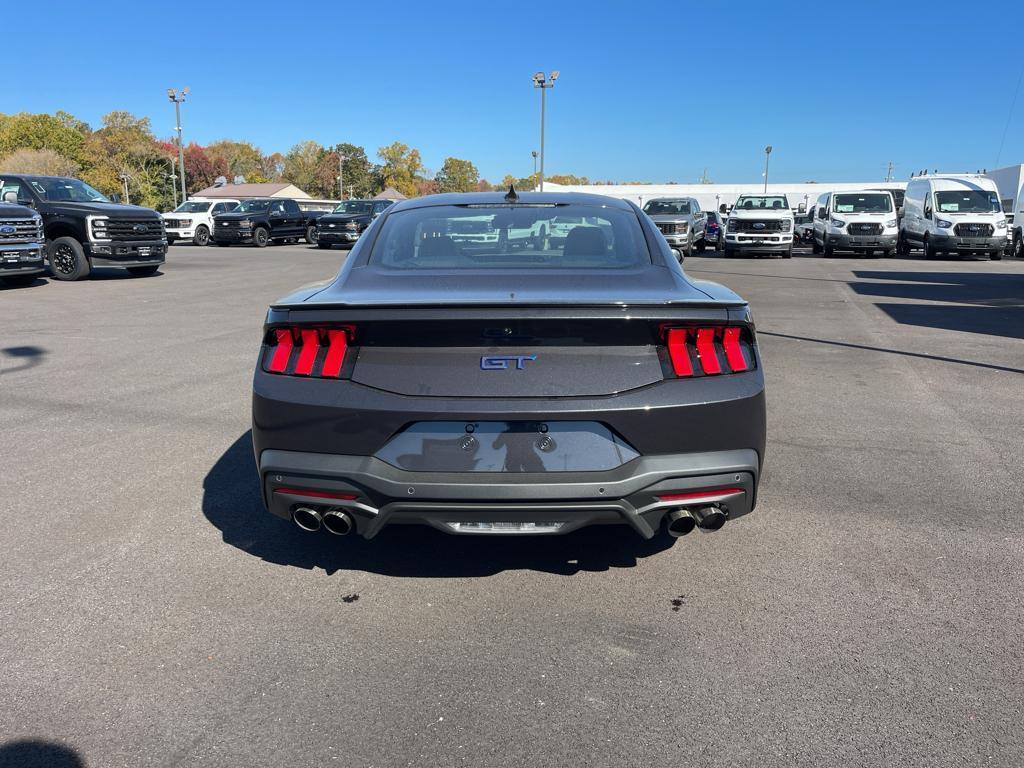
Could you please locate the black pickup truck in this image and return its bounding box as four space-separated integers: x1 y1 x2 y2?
212 198 325 247
0 197 46 287
314 199 394 249
0 174 166 280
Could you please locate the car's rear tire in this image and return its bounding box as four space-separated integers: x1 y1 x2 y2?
822 234 834 257
253 227 270 248
193 225 210 246
305 225 318 244
48 236 90 281
127 265 160 276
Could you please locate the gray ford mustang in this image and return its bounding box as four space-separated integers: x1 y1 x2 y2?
252 191 766 540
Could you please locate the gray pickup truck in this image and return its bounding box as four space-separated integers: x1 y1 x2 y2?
642 197 707 258
0 195 46 287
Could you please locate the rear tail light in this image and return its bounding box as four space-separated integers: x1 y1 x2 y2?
663 326 753 377
262 325 354 378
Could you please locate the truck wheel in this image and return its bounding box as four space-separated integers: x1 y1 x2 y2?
127 265 160 276
253 227 269 248
884 248 896 258
823 235 834 257
193 225 210 246
723 245 735 258
684 233 693 257
305 225 318 244
696 236 706 253
897 231 910 256
812 237 822 254
924 235 937 260
48 236 90 281
990 249 1003 261
1014 232 1022 258
783 243 793 258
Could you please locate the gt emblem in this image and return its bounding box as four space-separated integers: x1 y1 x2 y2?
481 355 537 370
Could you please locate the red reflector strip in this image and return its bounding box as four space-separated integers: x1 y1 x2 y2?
722 327 748 372
268 329 293 373
273 487 359 501
666 328 693 377
657 487 744 502
294 329 320 376
321 329 349 378
696 328 721 375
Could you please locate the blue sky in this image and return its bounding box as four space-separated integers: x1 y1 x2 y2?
6 0 1024 184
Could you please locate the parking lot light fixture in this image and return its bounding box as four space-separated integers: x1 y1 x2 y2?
763 145 773 193
167 88 189 202
532 71 559 192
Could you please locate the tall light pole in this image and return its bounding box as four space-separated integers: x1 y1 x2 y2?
118 172 131 204
763 145 773 193
337 153 347 200
532 71 559 192
167 87 190 203
531 150 538 178
168 156 178 208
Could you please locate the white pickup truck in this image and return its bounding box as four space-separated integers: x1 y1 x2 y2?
721 194 794 258
163 198 240 246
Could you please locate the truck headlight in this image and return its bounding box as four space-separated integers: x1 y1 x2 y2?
89 216 110 240
996 219 1007 229
678 222 689 234
937 219 953 229
830 218 846 229
240 219 253 228
780 220 792 232
727 218 739 229
885 219 898 228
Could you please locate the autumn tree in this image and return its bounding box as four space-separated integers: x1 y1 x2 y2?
81 112 173 209
435 156 480 193
207 139 266 182
0 148 80 176
376 141 423 198
0 112 87 166
282 140 327 195
329 143 376 198
182 143 229 195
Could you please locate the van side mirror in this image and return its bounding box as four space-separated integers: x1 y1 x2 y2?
798 203 806 213
719 204 727 214
817 207 826 219
110 192 121 203
924 206 932 220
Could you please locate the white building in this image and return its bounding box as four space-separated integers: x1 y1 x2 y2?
984 164 1024 214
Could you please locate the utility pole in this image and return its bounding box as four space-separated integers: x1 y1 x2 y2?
118 173 130 204
337 153 347 200
763 145 773 193
168 157 178 208
885 160 895 182
532 71 559 192
167 88 190 202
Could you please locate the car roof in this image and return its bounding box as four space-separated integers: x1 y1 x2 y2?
388 191 635 213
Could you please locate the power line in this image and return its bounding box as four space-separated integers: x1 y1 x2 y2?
995 64 1024 168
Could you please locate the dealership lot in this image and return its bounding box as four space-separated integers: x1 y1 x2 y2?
1 245 1022 767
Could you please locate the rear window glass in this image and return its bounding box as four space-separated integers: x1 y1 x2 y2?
370 204 650 269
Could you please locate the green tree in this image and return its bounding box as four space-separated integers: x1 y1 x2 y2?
0 112 87 165
82 111 173 210
376 141 423 198
282 140 326 195
435 156 480 193
330 143 376 198
207 139 265 182
0 148 80 176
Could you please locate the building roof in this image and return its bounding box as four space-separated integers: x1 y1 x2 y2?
191 182 310 199
374 187 408 201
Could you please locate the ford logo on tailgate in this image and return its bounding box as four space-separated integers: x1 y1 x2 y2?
0 225 15 235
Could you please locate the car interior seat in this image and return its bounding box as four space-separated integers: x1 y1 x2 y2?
563 227 608 259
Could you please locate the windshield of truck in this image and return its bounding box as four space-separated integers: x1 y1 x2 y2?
235 199 273 213
833 193 892 213
643 200 691 215
333 201 373 214
371 204 650 269
174 201 212 213
25 177 110 203
734 195 790 210
935 190 1001 213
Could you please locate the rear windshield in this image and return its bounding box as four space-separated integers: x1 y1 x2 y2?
935 190 1001 213
370 204 650 269
643 200 691 215
833 193 892 213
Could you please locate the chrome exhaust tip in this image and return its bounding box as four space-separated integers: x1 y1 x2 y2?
322 508 354 536
292 506 323 532
665 508 697 537
692 505 727 531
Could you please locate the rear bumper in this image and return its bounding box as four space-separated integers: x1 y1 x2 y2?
259 447 759 539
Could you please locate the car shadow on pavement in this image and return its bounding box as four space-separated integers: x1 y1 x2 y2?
849 270 1024 340
202 432 676 577
0 740 84 768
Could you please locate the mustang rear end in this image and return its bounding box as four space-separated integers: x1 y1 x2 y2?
252 191 766 539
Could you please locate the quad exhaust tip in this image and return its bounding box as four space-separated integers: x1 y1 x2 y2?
322 509 354 536
292 506 323 532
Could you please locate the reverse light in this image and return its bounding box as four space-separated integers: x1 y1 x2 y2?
264 325 354 378
663 326 753 377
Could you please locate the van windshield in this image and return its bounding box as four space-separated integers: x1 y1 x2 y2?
935 191 1001 213
833 193 892 213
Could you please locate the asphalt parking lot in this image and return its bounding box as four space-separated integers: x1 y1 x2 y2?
2 243 1023 768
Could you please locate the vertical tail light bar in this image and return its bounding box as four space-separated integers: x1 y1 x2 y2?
661 326 753 378
263 326 354 378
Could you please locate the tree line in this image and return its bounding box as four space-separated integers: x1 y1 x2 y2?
0 110 607 212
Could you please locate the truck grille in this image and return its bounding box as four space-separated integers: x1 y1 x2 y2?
730 219 783 233
105 218 163 240
0 218 43 244
850 222 882 235
954 223 993 237
164 218 189 228
656 222 683 235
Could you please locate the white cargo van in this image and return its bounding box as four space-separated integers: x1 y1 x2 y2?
898 175 1006 260
812 189 898 257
